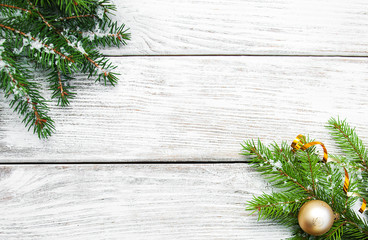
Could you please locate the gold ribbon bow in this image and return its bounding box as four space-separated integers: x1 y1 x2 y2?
291 134 328 163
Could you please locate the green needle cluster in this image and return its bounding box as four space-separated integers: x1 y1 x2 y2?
242 117 368 240
0 0 130 138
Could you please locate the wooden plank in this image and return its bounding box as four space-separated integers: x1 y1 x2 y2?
1 56 368 162
102 0 368 55
0 164 291 239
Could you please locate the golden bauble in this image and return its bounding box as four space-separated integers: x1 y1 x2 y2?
298 200 334 236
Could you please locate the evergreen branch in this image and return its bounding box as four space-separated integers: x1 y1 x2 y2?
253 196 312 210
0 23 75 62
27 1 75 48
25 5 117 84
35 0 92 15
327 117 368 170
287 236 308 240
247 192 310 220
27 1 54 29
56 68 68 100
76 27 130 48
0 58 55 138
5 67 18 85
0 3 31 13
57 69 66 97
325 221 345 240
58 14 95 21
47 66 75 106
0 0 129 137
343 195 349 215
329 154 365 172
344 213 368 238
28 1 93 78
306 152 317 195
242 140 315 196
245 120 368 239
84 54 108 76
30 102 47 127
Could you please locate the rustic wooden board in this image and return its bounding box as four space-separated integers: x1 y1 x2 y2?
1 57 367 162
1 1 367 239
0 164 291 239
102 0 368 55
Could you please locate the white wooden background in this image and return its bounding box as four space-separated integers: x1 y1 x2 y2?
1 0 368 239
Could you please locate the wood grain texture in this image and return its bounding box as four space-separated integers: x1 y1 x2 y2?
1 57 367 162
0 164 291 239
102 0 368 55
1 1 367 238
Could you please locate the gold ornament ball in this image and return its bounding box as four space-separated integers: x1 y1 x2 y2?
298 200 334 236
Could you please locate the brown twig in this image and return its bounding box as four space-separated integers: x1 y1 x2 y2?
325 221 347 238
0 23 74 63
6 69 16 84
26 99 47 127
58 14 96 21
33 105 47 127
28 2 51 28
57 69 68 97
278 147 289 163
108 31 122 40
3 65 25 88
71 29 126 41
84 54 108 76
345 218 368 236
0 3 31 13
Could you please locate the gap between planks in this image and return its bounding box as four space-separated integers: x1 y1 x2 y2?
0 160 250 165
104 54 368 58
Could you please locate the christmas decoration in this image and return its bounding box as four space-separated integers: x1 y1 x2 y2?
242 117 368 239
0 0 130 138
297 200 335 236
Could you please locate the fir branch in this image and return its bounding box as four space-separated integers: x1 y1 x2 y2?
0 3 31 13
25 3 118 85
325 221 345 240
0 59 55 138
0 23 75 63
327 117 368 202
84 54 108 75
47 66 75 106
287 235 308 240
75 26 130 48
28 1 52 28
31 102 47 126
57 68 66 98
36 0 92 15
247 192 311 220
5 67 18 85
344 213 368 238
244 120 368 239
327 117 368 170
306 151 317 195
0 0 129 138
242 140 315 196
251 196 312 212
58 14 95 21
